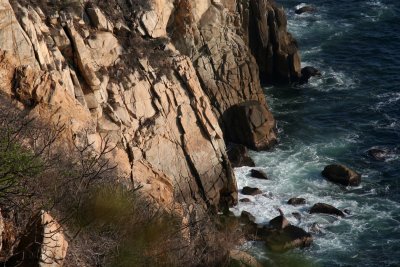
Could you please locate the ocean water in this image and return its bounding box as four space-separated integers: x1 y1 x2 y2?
230 0 400 266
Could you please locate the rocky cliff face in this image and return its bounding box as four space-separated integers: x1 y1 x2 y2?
0 0 301 264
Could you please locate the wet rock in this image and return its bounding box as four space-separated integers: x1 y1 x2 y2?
297 66 321 85
368 148 389 161
250 169 269 180
242 186 262 196
322 164 361 186
295 6 317 15
223 101 277 151
310 203 345 217
227 143 255 168
265 225 313 252
269 209 289 230
241 211 256 224
240 198 251 203
287 197 306 206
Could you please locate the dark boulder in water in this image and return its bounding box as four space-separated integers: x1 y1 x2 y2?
269 209 289 230
297 66 321 85
239 198 251 203
287 197 306 206
242 186 262 196
322 164 361 186
295 6 317 15
264 209 313 252
250 169 269 180
265 225 313 252
310 203 345 217
227 143 255 167
368 148 390 161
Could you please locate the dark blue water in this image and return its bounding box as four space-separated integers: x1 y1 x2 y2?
231 1 400 266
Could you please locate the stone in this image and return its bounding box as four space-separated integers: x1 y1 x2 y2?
295 6 317 15
250 169 268 179
310 203 345 217
265 225 313 252
6 211 68 267
223 101 277 151
227 143 255 168
269 209 289 230
242 186 262 196
368 148 390 161
86 5 113 31
0 0 38 67
287 197 306 206
240 198 251 203
229 249 263 267
322 164 361 186
297 66 321 85
240 211 256 224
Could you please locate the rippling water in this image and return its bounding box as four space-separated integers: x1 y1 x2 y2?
231 0 400 266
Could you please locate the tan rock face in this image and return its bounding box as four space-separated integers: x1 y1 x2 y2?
167 0 278 150
6 211 68 267
0 0 237 216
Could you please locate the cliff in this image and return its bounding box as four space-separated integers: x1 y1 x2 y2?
0 0 302 265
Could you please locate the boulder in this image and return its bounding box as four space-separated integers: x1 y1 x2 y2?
86 5 113 31
223 101 277 151
6 211 68 267
322 164 361 186
297 66 321 85
229 249 262 267
310 203 345 217
241 211 256 224
227 143 255 168
287 197 306 206
265 225 313 252
250 169 268 180
269 210 289 230
295 6 317 15
242 186 262 196
368 148 389 161
240 198 251 203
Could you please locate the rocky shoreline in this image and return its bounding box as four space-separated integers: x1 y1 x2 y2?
0 0 329 266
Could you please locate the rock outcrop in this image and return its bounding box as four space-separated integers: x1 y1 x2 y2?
310 203 345 217
6 211 68 267
322 164 361 186
0 0 304 263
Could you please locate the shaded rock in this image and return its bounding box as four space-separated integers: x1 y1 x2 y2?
295 6 317 15
246 0 302 84
310 203 345 217
86 5 113 31
242 186 262 196
250 169 268 180
229 249 262 267
269 209 289 230
287 197 306 206
322 164 361 186
227 143 255 168
240 198 251 203
265 225 313 252
368 148 390 161
297 66 321 85
223 101 277 151
6 211 68 267
241 211 256 224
